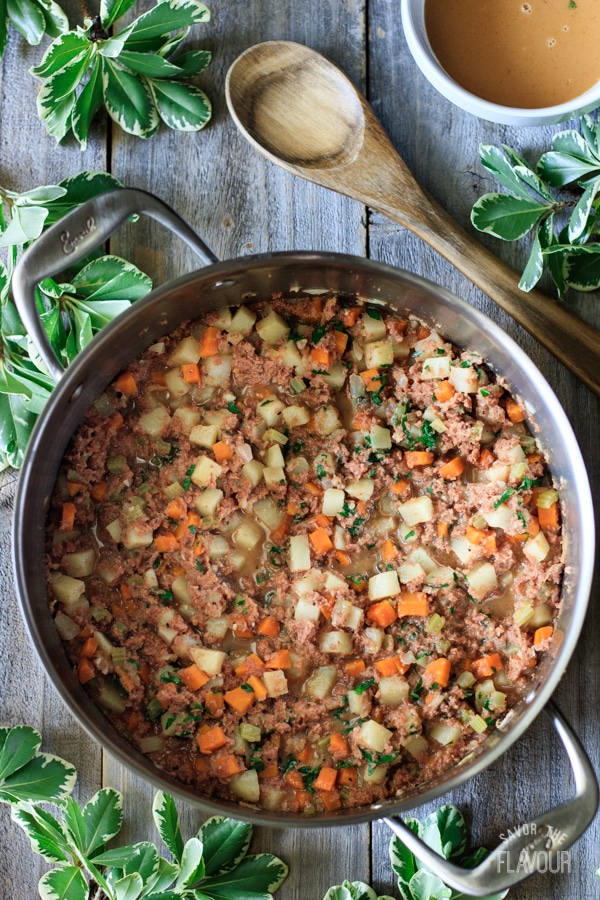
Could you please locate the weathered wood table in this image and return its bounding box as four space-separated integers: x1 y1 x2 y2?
1 1 598 897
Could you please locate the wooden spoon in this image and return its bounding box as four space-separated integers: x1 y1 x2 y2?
226 40 600 397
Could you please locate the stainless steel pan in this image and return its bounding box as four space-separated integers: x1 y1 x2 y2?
11 188 597 896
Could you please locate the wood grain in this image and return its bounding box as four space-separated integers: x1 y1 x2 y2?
0 0 598 896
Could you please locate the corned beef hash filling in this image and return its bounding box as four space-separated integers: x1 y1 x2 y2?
46 294 563 812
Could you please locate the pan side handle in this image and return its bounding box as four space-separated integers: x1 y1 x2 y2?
383 701 598 897
11 187 218 383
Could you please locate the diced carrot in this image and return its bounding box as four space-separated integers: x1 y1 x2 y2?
534 626 553 645
334 330 349 355
538 503 559 530
309 527 334 554
359 368 383 392
175 519 188 541
341 306 362 327
527 452 543 465
154 533 179 553
138 662 150 685
483 532 497 554
314 766 337 792
235 653 265 679
299 297 325 323
119 582 132 601
295 790 314 810
187 511 201 529
439 456 466 480
66 481 82 497
194 755 209 775
270 518 290 544
311 347 331 368
423 657 451 688
230 616 254 640
397 592 429 617
204 692 225 716
199 326 220 358
179 663 210 691
374 656 402 677
151 369 167 386
90 481 107 503
367 600 397 628
437 522 449 539
505 398 525 423
329 733 349 756
247 675 268 701
114 371 138 395
212 440 232 462
115 665 137 694
125 710 141 732
80 637 98 659
417 325 431 340
434 380 455 403
213 754 243 779
296 745 313 764
181 363 200 383
471 652 503 679
405 451 434 469
381 539 399 563
77 658 95 684
466 525 486 545
265 649 291 669
352 411 372 432
284 770 304 790
334 550 351 567
345 658 366 677
508 516 540 544
478 447 496 469
390 479 411 497
287 501 300 515
305 481 323 496
257 617 280 638
337 766 358 787
60 502 76 531
315 513 332 528
349 576 367 593
355 500 368 518
107 412 124 431
224 686 256 715
259 761 279 779
165 498 186 519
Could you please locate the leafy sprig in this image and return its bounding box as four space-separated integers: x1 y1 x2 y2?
471 114 600 297
322 881 394 900
0 0 68 59
0 724 289 900
0 172 152 470
31 0 212 148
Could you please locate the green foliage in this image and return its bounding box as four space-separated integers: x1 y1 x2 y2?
0 0 68 59
0 172 152 470
0 725 289 900
471 114 600 297
322 881 394 900
388 805 509 900
30 0 212 148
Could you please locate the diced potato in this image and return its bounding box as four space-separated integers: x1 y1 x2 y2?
528 602 553 629
210 308 233 330
196 488 223 517
203 355 233 386
208 535 229 559
484 463 511 483
204 408 230 431
191 456 222 487
234 521 262 552
282 404 311 428
205 616 229 640
241 459 265 487
313 406 342 435
429 723 462 746
263 669 289 698
294 596 321 622
253 497 284 531
289 535 312 573
482 504 513 529
331 599 364 631
293 570 321 597
398 521 419 543
364 340 394 368
230 769 260 803
368 570 401 600
510 462 528 483
421 356 451 380
167 336 201 366
62 549 96 578
138 405 171 436
414 330 445 357
503 443 526 464
158 624 178 645
324 571 347 591
189 424 219 448
356 719 393 753
450 537 479 566
362 764 389 784
322 488 345 516
398 562 425 584
263 466 286 487
144 567 159 589
255 310 290 345
321 362 347 389
407 547 437 574
370 425 392 450
229 305 257 335
123 525 154 550
398 495 434 525
257 395 285 426
466 562 498 601
54 610 81 641
265 444 285 468
449 365 480 393
189 647 226 676
363 626 384 654
275 339 304 370
303 665 337 699
522 531 550 563
286 456 310 476
164 367 191 399
347 688 371 717
378 675 409 706
402 735 429 758
172 406 202 431
50 573 85 610
360 313 387 341
346 478 375 501
319 631 354 654
424 566 456 590
171 575 191 604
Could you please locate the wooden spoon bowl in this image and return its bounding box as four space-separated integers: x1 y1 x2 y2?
226 40 600 396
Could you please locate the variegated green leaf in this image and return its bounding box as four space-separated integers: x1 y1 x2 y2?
200 853 289 898
82 787 123 856
0 751 76 803
429 805 467 859
151 78 211 131
408 868 451 900
30 31 90 78
199 815 252 876
471 192 551 241
44 171 122 224
114 872 144 900
519 227 544 292
125 0 209 44
0 0 9 57
72 58 104 149
39 866 88 900
123 842 160 888
38 47 93 103
102 58 159 137
118 49 185 77
11 802 70 863
71 255 152 301
478 145 535 200
101 0 137 28
175 837 205 890
34 0 68 37
0 725 41 781
568 180 599 242
564 245 600 291
11 185 66 205
37 83 75 141
512 164 554 201
169 48 211 76
7 0 45 44
152 791 184 863
0 204 48 248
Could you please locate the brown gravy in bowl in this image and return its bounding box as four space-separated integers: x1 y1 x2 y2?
425 0 600 108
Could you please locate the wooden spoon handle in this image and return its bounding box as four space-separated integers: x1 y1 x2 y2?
378 188 600 397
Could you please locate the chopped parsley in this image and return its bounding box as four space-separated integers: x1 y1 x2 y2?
227 401 241 414
354 677 375 695
348 517 365 537
182 465 195 491
366 308 382 320
312 324 327 343
420 420 437 450
410 678 424 702
494 488 514 509
240 683 254 692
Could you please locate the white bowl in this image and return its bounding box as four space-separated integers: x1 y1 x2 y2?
401 0 600 126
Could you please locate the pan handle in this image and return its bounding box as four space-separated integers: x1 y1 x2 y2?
11 187 218 383
383 701 598 897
